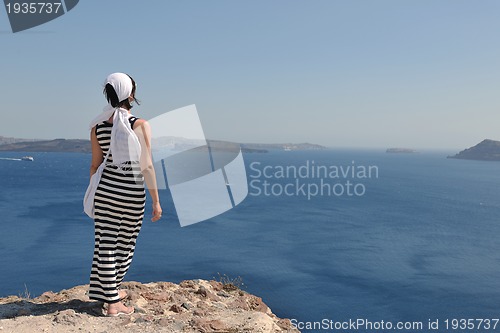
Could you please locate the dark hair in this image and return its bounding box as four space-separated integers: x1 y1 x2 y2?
103 74 140 110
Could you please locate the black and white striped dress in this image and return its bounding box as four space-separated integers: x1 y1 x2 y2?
88 117 146 304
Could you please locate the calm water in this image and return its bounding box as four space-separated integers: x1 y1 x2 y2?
1 149 500 332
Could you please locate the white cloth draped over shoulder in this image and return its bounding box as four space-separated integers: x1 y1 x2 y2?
88 73 141 166
84 72 142 218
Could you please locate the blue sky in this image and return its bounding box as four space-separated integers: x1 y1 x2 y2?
1 0 499 149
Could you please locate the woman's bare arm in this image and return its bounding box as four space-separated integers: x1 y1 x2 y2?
134 119 162 222
90 126 103 177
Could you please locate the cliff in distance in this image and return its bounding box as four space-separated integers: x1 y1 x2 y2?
0 138 91 153
0 136 326 153
448 139 500 161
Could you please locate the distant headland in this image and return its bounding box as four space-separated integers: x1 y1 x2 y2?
448 139 500 161
0 137 91 153
0 135 326 153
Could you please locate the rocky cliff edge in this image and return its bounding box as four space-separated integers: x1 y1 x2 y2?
0 280 300 333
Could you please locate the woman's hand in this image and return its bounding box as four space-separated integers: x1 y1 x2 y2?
151 202 162 222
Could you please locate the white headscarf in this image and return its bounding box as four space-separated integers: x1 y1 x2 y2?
89 73 142 166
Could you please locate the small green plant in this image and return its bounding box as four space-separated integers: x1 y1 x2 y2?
215 272 245 292
18 283 31 300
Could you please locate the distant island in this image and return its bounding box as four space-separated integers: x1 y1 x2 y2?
386 148 417 153
241 142 325 151
0 138 91 153
0 135 326 153
448 139 500 161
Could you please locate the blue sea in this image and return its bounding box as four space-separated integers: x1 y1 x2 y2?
1 149 500 332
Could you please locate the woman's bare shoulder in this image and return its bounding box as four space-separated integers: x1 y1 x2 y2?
133 118 154 134
133 118 148 129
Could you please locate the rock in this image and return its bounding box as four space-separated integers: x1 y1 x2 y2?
133 297 148 311
179 280 196 289
169 294 187 305
0 280 301 332
277 318 296 330
229 297 250 311
195 286 208 297
169 304 183 313
208 280 223 291
38 291 57 302
126 291 140 303
195 286 219 301
150 306 165 315
142 292 170 302
246 295 269 313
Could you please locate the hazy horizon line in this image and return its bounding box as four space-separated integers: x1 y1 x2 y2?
0 133 474 152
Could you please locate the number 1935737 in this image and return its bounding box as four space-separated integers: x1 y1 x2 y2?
5 2 62 14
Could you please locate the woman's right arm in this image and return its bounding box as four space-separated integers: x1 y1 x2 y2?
90 126 103 177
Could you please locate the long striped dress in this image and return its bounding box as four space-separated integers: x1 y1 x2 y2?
88 116 146 304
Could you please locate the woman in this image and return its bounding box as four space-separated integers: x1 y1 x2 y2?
87 73 162 316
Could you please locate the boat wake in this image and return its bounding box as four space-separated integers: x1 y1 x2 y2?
0 158 22 161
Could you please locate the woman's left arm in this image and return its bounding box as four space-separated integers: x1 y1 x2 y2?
134 119 163 222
